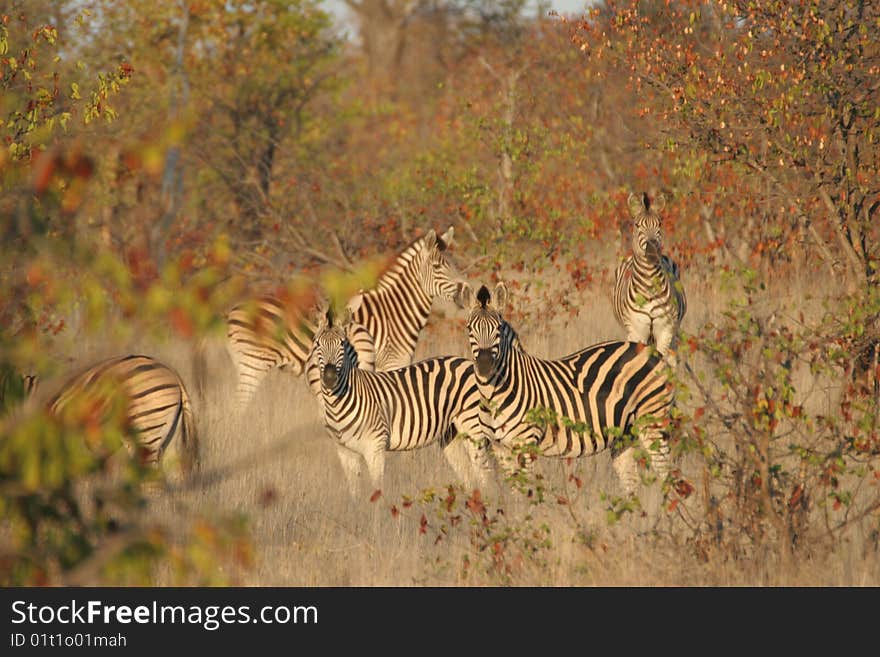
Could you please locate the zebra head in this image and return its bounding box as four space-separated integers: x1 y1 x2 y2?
628 192 666 263
419 227 467 309
310 308 358 393
461 281 509 381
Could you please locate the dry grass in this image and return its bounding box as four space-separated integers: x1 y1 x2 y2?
59 267 880 587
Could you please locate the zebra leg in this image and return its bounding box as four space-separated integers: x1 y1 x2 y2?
225 340 279 413
231 363 270 412
448 414 497 491
611 447 640 497
652 316 679 369
612 429 671 497
625 315 653 345
639 428 670 486
440 434 493 491
335 444 365 500
493 439 539 487
361 438 387 496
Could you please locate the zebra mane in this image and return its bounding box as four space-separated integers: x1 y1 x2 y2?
476 285 491 308
373 229 441 293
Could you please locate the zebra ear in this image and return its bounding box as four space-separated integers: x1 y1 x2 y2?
437 226 454 251
336 303 356 328
423 228 437 250
315 299 331 330
314 308 331 331
493 282 508 311
346 292 364 317
459 282 476 309
652 192 666 213
627 192 645 218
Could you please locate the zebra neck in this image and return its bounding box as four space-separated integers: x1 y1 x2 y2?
355 255 433 342
481 325 524 390
374 239 425 291
632 250 663 271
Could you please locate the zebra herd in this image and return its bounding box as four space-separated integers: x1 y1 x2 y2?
19 192 686 501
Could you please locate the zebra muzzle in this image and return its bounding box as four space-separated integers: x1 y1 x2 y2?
475 349 495 378
645 238 662 263
321 365 339 389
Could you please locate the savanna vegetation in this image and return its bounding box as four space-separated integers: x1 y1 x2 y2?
1 0 878 586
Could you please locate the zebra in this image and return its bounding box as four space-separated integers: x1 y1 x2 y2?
202 227 466 412
347 226 466 371
613 192 687 364
461 282 674 496
48 354 199 479
305 308 494 499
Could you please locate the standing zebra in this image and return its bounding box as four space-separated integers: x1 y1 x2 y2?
347 227 466 371
462 282 673 495
613 192 687 363
306 309 494 499
205 227 466 412
48 354 199 478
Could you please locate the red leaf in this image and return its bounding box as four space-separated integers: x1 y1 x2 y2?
390 505 399 518
26 263 45 287
465 489 485 516
788 484 804 509
369 490 382 503
169 307 194 338
674 478 695 499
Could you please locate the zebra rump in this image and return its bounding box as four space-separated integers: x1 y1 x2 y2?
49 354 199 477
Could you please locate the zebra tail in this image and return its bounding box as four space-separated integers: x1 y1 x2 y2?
179 385 201 476
191 336 209 402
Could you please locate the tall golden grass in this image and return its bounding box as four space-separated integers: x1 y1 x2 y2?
48 267 879 586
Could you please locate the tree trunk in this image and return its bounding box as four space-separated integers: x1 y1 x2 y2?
345 0 418 102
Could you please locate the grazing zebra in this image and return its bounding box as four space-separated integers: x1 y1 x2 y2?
462 282 674 495
49 355 199 478
305 309 494 499
207 227 465 412
613 192 687 363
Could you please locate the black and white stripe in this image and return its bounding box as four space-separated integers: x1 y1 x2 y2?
49 355 199 477
221 294 322 411
348 226 465 371
305 309 493 498
214 227 464 411
613 192 687 361
462 282 673 494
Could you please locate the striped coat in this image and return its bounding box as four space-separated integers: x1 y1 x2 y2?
613 192 687 361
49 354 199 477
463 282 673 494
204 227 464 412
306 311 493 498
